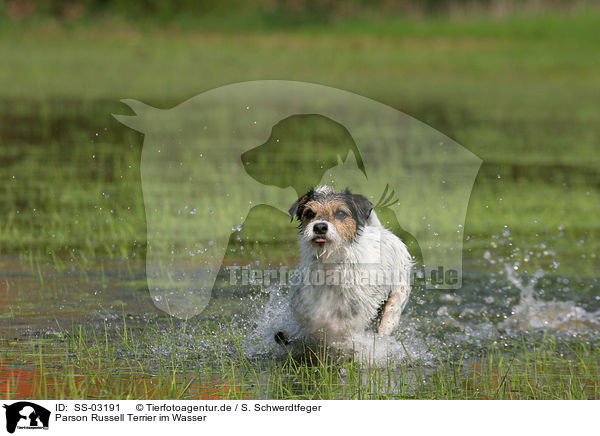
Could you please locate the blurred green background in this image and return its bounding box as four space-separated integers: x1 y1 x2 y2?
1 0 599 276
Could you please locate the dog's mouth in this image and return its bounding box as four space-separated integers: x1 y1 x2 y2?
312 237 328 244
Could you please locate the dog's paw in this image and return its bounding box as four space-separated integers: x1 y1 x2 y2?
274 331 290 346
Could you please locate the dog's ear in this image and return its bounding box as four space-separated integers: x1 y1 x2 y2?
349 193 373 227
288 188 314 221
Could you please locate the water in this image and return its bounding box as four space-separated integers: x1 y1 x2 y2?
235 262 599 367
500 264 600 332
2 252 599 366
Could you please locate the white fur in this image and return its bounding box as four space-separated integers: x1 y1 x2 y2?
290 208 412 346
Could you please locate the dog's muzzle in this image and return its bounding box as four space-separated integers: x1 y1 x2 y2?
311 221 329 244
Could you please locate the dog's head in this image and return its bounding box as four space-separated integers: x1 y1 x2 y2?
289 186 373 255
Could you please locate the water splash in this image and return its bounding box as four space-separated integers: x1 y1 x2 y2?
241 287 300 358
500 264 600 332
242 286 434 366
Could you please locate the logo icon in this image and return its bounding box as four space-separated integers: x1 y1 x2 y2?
114 80 481 318
3 402 50 434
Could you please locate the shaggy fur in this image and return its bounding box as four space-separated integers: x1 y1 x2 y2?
278 186 412 347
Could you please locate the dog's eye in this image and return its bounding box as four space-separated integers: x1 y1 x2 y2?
334 209 348 220
303 209 315 220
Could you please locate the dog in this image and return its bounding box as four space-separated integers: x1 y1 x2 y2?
276 186 412 348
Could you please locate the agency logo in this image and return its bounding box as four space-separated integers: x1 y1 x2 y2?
114 80 481 319
3 402 50 434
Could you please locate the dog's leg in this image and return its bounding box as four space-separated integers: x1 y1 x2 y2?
377 286 409 336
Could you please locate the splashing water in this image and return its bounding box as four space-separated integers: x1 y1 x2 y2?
236 259 599 367
241 285 434 366
19 246 597 371
500 264 600 332
241 287 299 358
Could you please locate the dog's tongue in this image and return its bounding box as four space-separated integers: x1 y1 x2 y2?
314 238 327 243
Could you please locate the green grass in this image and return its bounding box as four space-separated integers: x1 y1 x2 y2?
1 319 598 400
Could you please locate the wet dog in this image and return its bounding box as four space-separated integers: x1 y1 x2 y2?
276 186 412 348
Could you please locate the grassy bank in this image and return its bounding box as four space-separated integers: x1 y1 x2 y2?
1 319 598 399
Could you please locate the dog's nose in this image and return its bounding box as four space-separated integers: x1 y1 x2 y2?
313 222 328 234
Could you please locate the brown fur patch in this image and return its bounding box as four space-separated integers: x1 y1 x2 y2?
300 199 357 242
